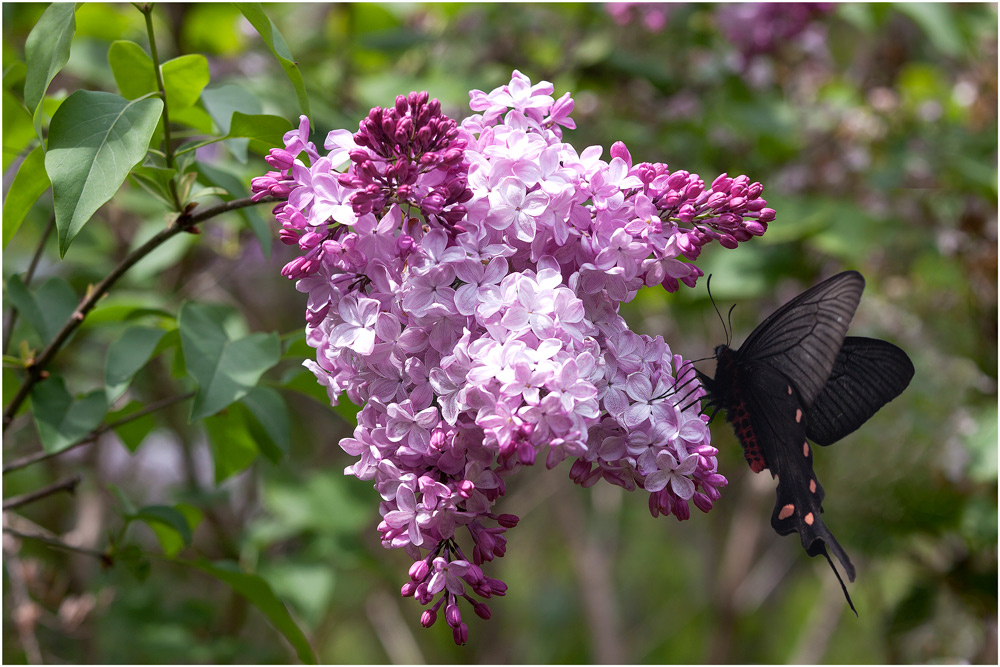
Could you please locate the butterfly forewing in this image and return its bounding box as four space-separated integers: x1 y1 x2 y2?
807 337 915 446
737 271 865 406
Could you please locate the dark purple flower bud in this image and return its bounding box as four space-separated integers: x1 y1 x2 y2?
497 513 519 528
759 208 776 222
719 234 739 249
299 231 324 250
711 173 732 192
452 622 468 646
395 234 415 256
278 229 300 245
667 170 690 191
486 577 508 596
420 609 437 628
610 141 632 164
409 559 430 581
401 581 418 597
445 603 462 628
395 95 409 116
692 492 714 513
280 256 307 279
683 181 704 200
265 148 296 171
569 459 593 484
673 498 691 521
473 601 491 620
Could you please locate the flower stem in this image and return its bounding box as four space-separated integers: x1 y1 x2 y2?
138 3 181 209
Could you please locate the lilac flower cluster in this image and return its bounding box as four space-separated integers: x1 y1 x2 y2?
718 3 835 60
605 2 672 32
253 71 773 643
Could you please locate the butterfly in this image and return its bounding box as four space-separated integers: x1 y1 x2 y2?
698 270 914 613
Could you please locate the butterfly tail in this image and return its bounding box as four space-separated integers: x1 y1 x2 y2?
810 542 858 616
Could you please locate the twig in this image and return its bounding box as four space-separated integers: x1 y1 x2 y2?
2 215 56 356
3 391 195 474
3 474 83 511
3 527 112 564
2 196 274 431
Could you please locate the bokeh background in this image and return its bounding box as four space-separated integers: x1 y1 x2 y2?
3 2 996 663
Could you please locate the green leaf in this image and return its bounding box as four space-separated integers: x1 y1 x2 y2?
235 3 311 117
146 503 203 558
228 112 293 154
2 145 51 248
130 504 193 554
204 406 259 482
30 376 108 454
105 326 168 400
202 84 262 135
178 302 280 421
23 2 76 136
3 89 37 171
4 275 78 346
184 560 317 664
45 91 164 256
107 40 156 100
201 84 263 163
238 387 290 464
107 400 157 453
161 54 210 111
129 164 177 207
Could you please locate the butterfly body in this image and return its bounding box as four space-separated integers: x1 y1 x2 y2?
699 271 914 613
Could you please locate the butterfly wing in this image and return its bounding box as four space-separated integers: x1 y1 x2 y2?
806 337 915 446
741 362 858 613
737 271 865 407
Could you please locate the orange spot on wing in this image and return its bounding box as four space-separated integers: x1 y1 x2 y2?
778 504 795 520
809 479 817 493
804 512 815 525
787 385 793 395
803 442 810 457
795 409 803 423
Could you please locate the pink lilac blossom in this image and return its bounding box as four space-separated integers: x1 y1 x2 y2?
252 71 774 644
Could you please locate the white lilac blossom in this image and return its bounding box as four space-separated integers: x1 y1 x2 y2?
252 71 774 644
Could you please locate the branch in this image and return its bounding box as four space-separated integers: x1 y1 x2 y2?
2 196 276 430
3 527 112 564
2 474 82 511
3 391 195 474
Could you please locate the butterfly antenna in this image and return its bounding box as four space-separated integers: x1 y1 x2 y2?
726 304 737 347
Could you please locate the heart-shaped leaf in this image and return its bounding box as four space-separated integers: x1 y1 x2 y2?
235 3 310 117
23 2 76 136
178 302 280 421
45 91 163 255
105 326 168 400
30 376 108 454
107 40 156 100
184 560 317 664
2 145 51 248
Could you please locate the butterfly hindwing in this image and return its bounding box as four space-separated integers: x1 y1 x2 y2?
741 363 857 613
738 271 865 407
806 337 915 446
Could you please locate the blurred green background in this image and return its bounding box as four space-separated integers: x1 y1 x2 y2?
3 2 996 663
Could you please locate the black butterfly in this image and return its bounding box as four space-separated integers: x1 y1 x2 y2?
698 271 914 613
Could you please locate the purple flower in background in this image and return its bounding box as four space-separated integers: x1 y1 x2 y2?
718 3 836 63
254 70 773 644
